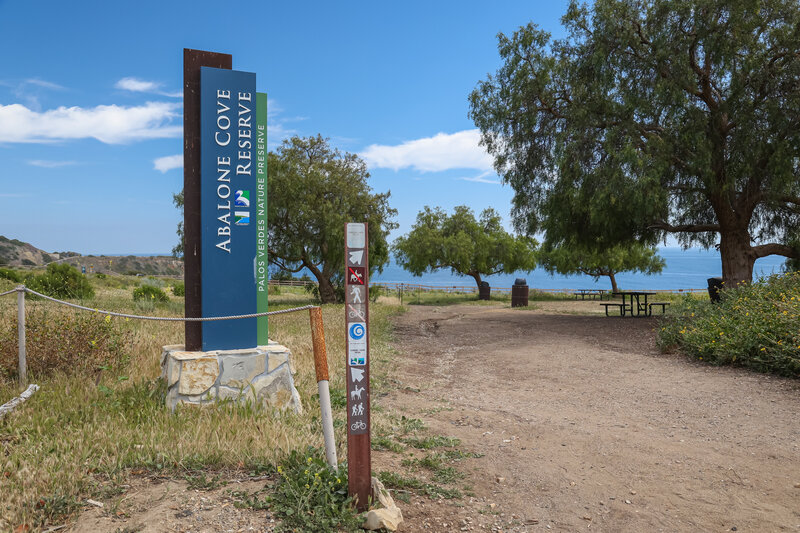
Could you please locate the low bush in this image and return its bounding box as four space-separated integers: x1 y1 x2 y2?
269 447 362 533
0 308 129 379
0 267 20 282
24 263 94 300
132 285 169 303
658 272 800 377
171 282 185 296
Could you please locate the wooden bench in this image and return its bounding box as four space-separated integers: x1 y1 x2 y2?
601 303 628 316
648 302 670 314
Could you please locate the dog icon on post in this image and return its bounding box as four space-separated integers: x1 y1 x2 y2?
350 385 365 400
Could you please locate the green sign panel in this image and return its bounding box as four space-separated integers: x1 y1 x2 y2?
256 92 268 344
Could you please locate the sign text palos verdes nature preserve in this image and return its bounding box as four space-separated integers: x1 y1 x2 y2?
200 67 267 350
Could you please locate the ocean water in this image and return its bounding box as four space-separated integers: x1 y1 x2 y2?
371 247 790 291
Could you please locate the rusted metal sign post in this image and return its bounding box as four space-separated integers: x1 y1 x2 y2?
183 48 232 351
345 222 371 509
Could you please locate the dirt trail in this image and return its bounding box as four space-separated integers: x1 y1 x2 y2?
378 302 800 532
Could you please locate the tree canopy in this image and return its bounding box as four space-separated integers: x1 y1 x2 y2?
469 0 800 285
268 135 397 303
538 242 665 293
393 205 536 288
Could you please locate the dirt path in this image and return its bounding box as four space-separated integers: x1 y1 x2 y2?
377 302 800 532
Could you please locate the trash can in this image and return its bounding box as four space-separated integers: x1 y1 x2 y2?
478 281 491 300
511 278 529 307
707 277 723 303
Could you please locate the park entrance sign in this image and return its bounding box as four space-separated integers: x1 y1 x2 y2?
183 50 268 351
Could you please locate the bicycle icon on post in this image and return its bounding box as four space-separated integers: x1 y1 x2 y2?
350 420 367 431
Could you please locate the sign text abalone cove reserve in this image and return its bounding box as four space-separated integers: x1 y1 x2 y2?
200 67 257 350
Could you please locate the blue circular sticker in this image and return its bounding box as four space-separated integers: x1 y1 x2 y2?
349 323 365 340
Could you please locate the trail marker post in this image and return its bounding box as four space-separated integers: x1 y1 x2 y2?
345 222 371 509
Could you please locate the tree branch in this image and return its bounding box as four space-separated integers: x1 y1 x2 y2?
649 221 721 233
752 243 795 259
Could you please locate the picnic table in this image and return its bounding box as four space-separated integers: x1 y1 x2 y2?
601 291 668 317
574 289 607 300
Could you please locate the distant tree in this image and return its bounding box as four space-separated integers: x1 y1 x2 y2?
469 0 800 287
393 206 537 289
268 135 397 304
538 242 665 293
172 190 184 258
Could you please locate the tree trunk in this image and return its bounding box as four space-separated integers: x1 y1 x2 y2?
469 272 483 289
316 276 338 304
719 230 756 287
305 261 339 304
608 272 619 293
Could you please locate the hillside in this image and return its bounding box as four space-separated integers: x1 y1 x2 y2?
0 236 78 267
0 236 182 277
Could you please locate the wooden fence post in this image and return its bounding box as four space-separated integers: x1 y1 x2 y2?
17 286 26 387
309 307 338 469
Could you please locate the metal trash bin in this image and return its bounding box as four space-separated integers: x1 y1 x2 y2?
478 281 491 300
511 278 529 307
707 277 723 303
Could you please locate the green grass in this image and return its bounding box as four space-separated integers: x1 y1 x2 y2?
0 275 404 530
658 272 800 376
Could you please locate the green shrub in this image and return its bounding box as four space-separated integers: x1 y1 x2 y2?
132 285 169 303
24 263 95 300
94 272 107 279
369 285 383 303
658 272 800 377
171 282 185 296
269 447 362 533
0 308 129 379
0 267 20 282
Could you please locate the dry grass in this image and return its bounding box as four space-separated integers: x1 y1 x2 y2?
0 277 403 530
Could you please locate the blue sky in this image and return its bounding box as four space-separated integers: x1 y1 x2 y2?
0 1 572 254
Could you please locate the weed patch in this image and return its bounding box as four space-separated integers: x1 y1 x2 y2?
0 307 130 379
268 447 362 533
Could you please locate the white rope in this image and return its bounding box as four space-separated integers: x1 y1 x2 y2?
18 287 316 322
0 384 39 420
0 287 20 297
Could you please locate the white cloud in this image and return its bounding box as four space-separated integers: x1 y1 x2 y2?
154 154 183 173
116 77 159 93
27 160 77 168
460 175 501 185
24 79 65 91
116 77 181 98
0 102 182 144
361 129 493 173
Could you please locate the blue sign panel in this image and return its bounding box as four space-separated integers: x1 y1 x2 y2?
200 67 257 350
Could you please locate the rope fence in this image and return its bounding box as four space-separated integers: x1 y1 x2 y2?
1 285 320 388
0 285 340 467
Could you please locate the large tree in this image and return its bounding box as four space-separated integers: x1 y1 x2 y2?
268 135 397 303
469 0 800 286
393 205 537 289
538 241 664 293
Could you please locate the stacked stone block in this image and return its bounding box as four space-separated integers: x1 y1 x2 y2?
161 341 303 413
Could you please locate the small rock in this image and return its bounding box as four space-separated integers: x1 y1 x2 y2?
629 490 637 495
794 483 800 488
625 500 632 505
496 477 505 483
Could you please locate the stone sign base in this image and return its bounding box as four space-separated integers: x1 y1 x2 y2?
160 341 303 413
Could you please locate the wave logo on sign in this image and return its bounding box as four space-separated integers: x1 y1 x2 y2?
349 323 365 340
